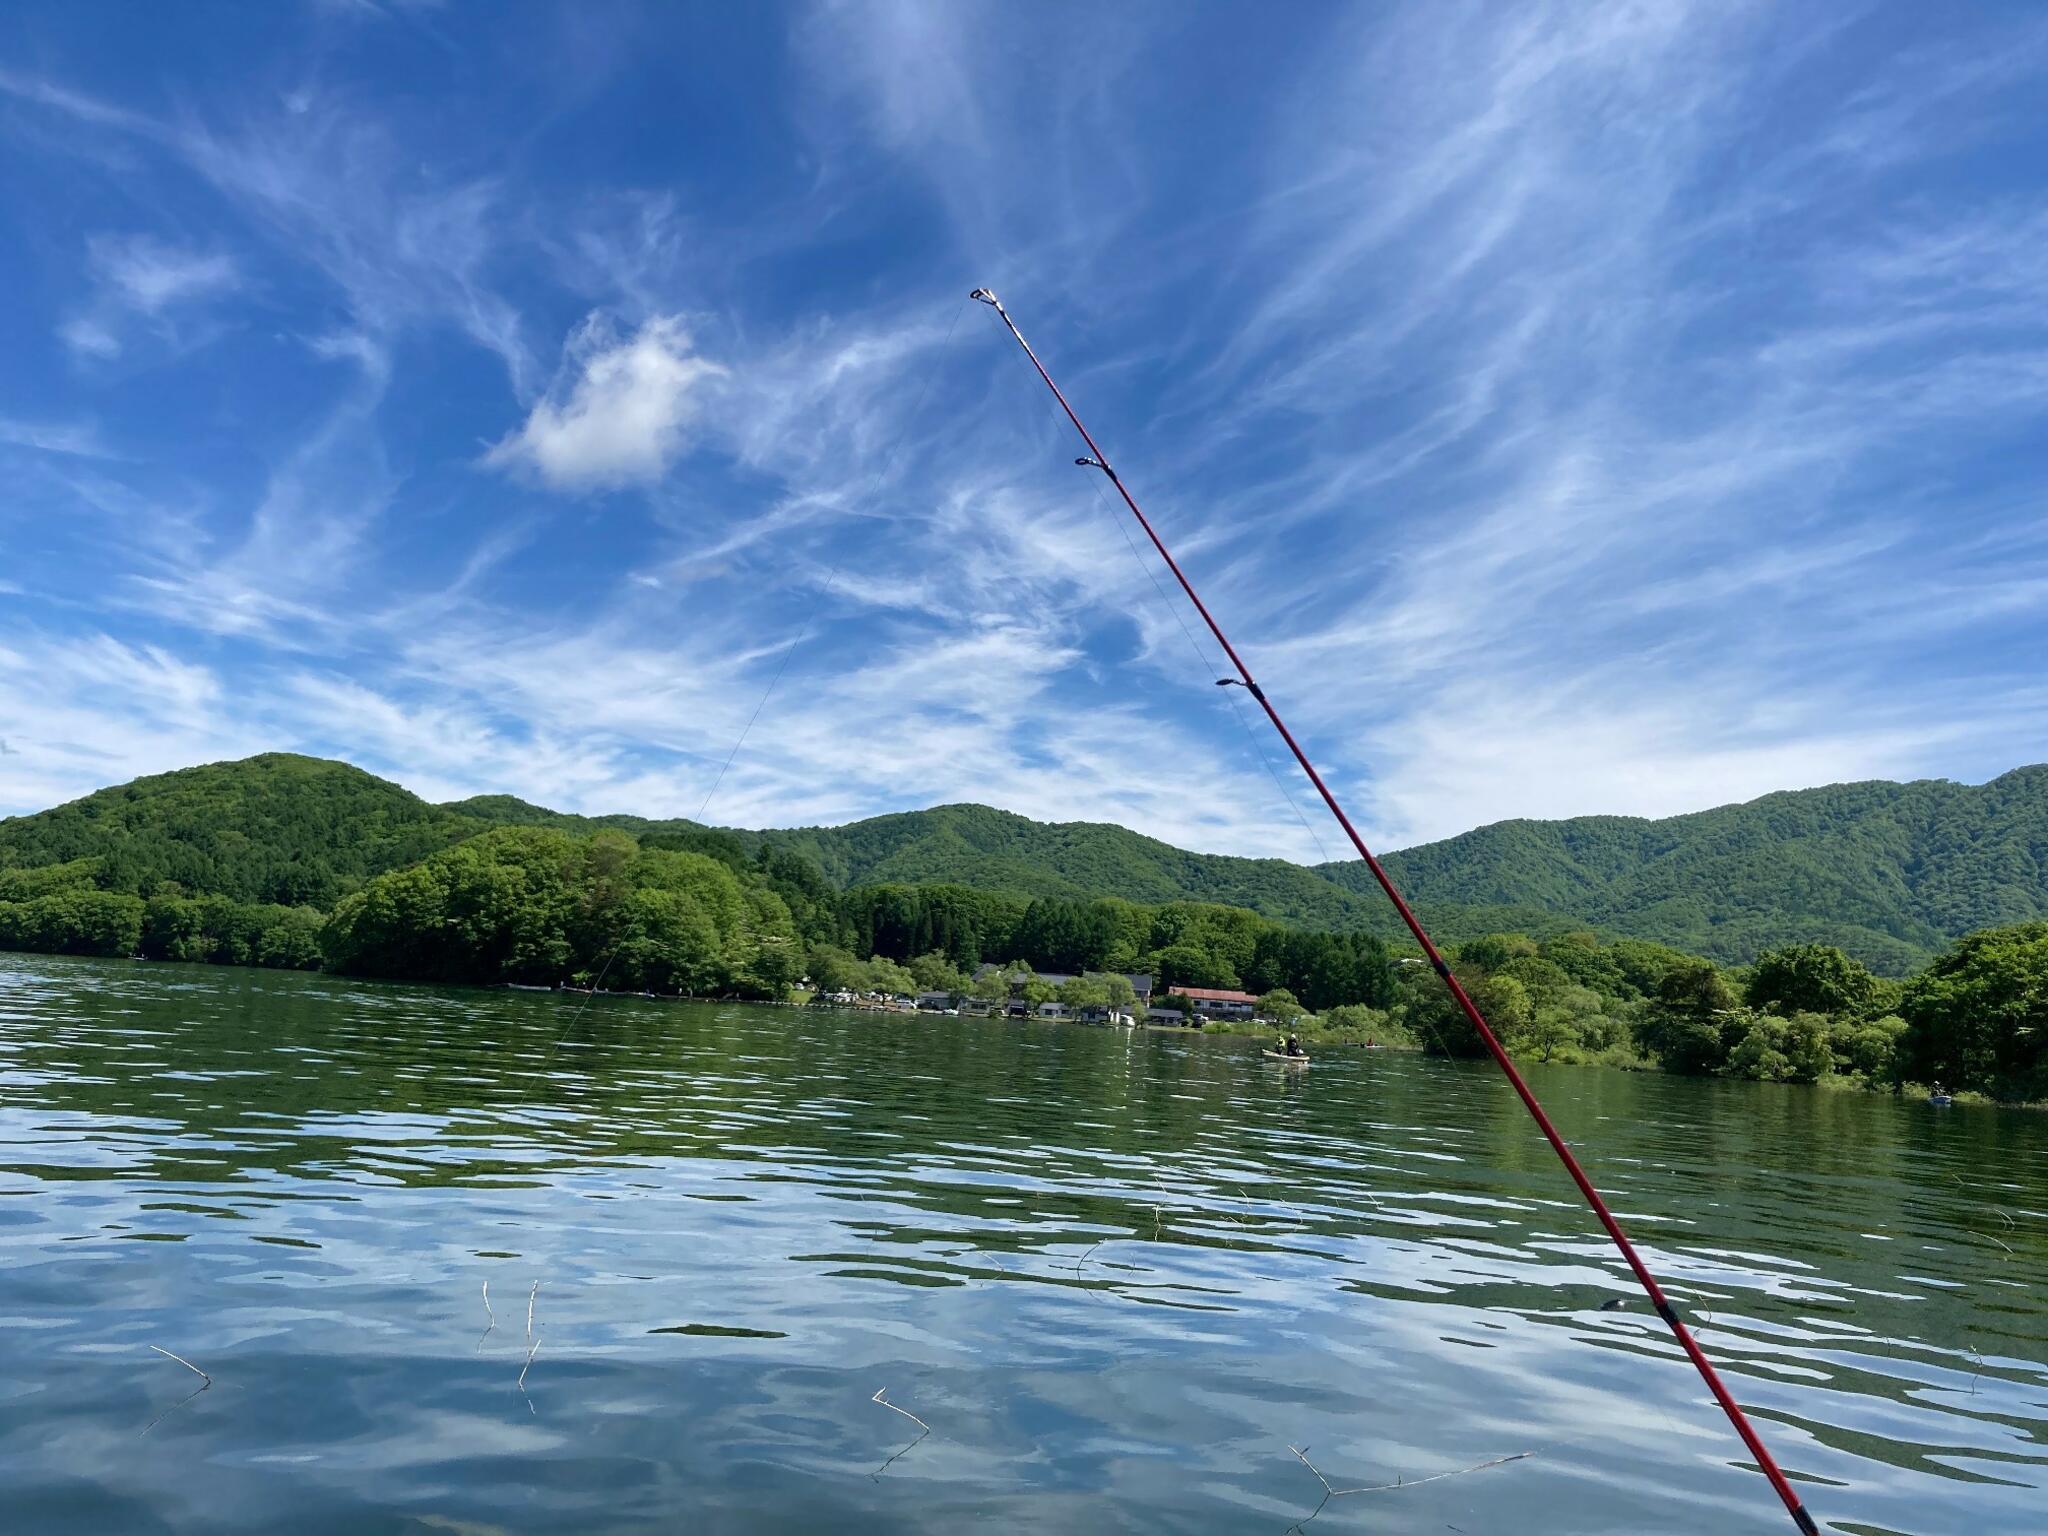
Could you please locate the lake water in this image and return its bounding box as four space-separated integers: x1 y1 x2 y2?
1 954 2042 1534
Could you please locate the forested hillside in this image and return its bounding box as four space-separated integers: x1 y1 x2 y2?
439 799 1380 925
0 755 480 907
1365 768 2048 973
4 755 2045 971
7 755 2046 1098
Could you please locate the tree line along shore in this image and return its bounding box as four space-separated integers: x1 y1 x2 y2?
2 817 2042 1104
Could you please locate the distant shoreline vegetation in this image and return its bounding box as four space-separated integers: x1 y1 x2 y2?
0 753 2043 1104
3 828 2044 1106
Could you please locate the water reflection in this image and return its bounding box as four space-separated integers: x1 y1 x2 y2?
0 953 2042 1533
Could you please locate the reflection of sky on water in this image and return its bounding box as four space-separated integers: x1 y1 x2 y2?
0 953 2042 1533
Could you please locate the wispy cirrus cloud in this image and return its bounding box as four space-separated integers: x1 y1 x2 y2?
0 417 120 459
0 2 2043 866
58 235 238 359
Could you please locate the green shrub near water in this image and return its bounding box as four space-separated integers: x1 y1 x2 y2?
1899 921 2048 1102
320 826 799 995
0 889 144 957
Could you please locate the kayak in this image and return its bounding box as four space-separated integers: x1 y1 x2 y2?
1261 1049 1311 1066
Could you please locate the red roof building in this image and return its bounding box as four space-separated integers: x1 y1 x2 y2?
1173 986 1258 1005
1168 985 1260 1017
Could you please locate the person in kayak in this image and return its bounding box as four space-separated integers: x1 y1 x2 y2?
1283 1033 1306 1058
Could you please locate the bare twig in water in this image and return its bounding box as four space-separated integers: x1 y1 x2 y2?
140 1345 213 1435
515 1326 543 1414
514 1285 544 1409
1072 1235 1107 1278
870 1387 931 1479
478 1279 496 1351
1284 1444 1532 1530
148 1345 212 1385
141 1381 210 1436
1945 1171 2020 1257
871 1386 928 1434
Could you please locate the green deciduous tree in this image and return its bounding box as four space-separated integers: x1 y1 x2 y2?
1899 922 2048 1099
321 826 794 995
1057 975 1109 1008
1257 988 1306 1025
806 944 866 994
1745 944 1879 1018
908 951 966 993
1831 1014 1905 1083
1150 942 1237 990
1634 961 1741 1074
865 957 918 997
1411 969 1533 1057
1723 1010 1833 1083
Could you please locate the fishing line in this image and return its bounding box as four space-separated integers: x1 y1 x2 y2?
690 293 973 825
995 337 1338 866
1005 324 1481 1071
968 286 1823 1536
1071 431 1340 869
549 296 971 1050
1061 394 1480 1072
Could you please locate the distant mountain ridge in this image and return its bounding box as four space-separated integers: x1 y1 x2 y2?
4 755 2043 973
435 767 2048 971
1355 768 2048 973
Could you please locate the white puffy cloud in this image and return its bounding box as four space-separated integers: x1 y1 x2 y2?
488 314 721 491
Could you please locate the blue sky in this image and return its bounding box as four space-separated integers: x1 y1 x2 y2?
1 2 2044 858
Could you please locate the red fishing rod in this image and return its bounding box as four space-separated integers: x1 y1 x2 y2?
970 288 1820 1535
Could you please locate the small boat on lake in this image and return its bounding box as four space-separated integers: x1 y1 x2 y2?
1261 1049 1311 1067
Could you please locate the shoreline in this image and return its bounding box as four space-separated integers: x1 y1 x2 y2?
6 946 2022 1110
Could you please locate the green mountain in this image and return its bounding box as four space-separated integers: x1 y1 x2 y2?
1364 768 2048 974
439 797 1571 942
446 771 2048 970
6 755 2044 973
0 754 482 908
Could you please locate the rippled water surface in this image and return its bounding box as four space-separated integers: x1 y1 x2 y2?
2 954 2044 1534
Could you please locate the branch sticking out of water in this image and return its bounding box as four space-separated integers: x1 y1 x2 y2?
1284 1444 1532 1531
870 1387 931 1479
513 1282 543 1412
148 1345 211 1386
141 1345 213 1435
871 1387 928 1435
478 1279 495 1351
515 1326 544 1415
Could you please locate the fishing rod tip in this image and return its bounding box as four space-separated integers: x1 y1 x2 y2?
969 288 999 305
